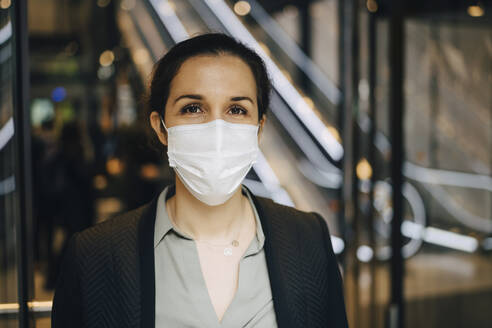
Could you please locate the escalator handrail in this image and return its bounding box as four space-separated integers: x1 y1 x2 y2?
246 0 342 106
149 0 188 42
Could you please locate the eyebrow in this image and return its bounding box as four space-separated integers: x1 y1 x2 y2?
173 94 254 104
173 94 202 104
231 96 254 104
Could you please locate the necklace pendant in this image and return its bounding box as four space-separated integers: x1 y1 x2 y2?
232 240 239 247
224 247 233 256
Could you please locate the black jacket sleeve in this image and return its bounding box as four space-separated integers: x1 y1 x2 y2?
51 232 83 328
315 213 349 328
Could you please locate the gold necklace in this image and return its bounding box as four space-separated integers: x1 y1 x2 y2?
194 217 243 256
167 197 244 256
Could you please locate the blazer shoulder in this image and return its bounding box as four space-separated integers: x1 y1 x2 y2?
254 195 327 235
73 201 151 255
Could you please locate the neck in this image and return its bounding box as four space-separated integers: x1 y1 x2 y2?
166 177 246 242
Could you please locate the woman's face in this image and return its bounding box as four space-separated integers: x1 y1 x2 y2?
150 54 266 146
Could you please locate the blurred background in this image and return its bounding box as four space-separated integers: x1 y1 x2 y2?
0 0 491 327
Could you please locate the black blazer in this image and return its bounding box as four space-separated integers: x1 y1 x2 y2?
52 186 348 327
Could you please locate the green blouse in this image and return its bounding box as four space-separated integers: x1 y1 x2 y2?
154 185 278 327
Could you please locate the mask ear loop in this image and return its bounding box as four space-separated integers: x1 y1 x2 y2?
256 118 263 136
160 115 169 133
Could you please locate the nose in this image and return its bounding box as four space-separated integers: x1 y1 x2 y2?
206 105 226 123
209 110 222 122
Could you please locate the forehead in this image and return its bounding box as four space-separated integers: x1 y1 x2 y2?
169 54 257 98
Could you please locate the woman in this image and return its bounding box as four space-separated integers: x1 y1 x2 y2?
52 33 348 328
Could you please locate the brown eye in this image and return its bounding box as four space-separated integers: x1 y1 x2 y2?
228 105 246 115
181 104 202 114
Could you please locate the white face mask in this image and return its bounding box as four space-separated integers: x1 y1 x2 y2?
160 117 260 206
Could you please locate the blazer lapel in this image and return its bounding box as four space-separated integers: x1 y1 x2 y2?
249 191 307 328
138 195 159 328
109 194 158 328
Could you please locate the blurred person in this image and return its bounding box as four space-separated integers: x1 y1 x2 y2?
45 121 95 288
31 118 56 272
112 124 171 210
52 33 347 328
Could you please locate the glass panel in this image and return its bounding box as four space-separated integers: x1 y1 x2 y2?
0 2 20 328
29 3 169 327
272 0 340 85
403 12 492 327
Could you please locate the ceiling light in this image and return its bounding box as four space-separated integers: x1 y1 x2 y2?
234 1 251 16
